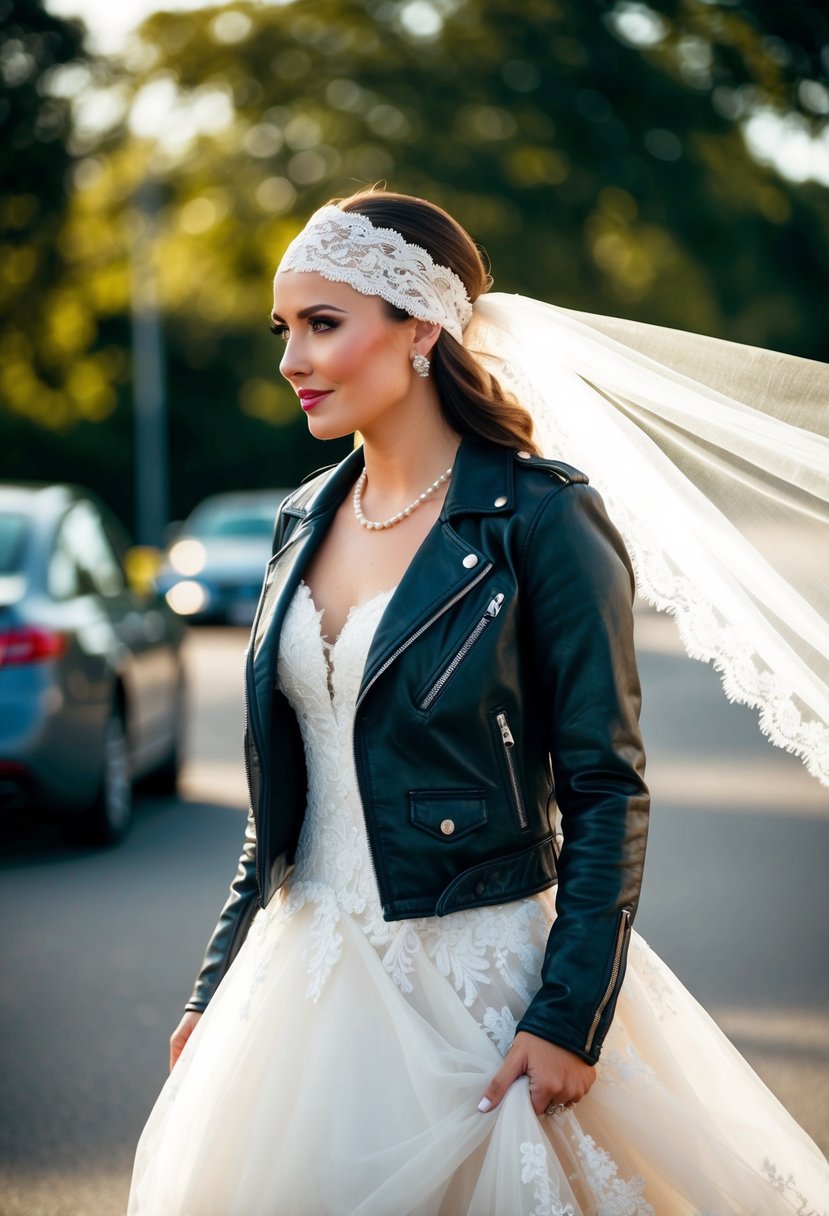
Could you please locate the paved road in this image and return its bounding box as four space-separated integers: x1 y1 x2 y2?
1 614 827 1214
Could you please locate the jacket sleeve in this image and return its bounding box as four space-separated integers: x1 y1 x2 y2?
514 481 649 1063
185 806 260 1012
184 496 297 1014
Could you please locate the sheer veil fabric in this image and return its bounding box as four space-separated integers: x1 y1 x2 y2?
468 295 829 786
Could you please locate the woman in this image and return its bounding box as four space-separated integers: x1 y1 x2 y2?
128 190 829 1214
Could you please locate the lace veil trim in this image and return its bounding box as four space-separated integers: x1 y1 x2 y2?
469 295 829 786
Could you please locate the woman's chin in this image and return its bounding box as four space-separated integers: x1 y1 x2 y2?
305 415 354 442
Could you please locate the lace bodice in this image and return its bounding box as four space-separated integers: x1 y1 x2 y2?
247 579 552 1043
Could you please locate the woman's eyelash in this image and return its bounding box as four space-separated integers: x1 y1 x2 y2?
269 316 339 339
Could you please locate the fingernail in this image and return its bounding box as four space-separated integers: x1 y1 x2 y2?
477 1097 492 1112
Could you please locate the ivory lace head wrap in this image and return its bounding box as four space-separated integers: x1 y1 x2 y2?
279 201 829 786
277 205 472 342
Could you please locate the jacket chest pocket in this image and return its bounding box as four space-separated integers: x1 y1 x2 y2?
417 592 505 712
409 790 488 841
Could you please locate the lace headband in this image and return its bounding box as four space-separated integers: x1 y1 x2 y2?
277 205 472 343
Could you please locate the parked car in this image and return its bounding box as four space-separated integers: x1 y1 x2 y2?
0 484 186 845
156 490 289 626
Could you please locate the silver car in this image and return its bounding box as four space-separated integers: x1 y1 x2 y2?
0 484 186 845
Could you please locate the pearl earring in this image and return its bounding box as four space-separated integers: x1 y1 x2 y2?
411 352 431 378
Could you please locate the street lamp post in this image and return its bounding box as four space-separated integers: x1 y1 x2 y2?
130 179 169 548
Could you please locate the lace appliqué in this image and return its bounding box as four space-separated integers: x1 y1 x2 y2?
762 1159 828 1216
279 205 472 342
519 1141 575 1216
575 1133 655 1216
483 1005 519 1056
597 1043 655 1092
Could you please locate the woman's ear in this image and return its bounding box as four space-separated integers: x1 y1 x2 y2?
411 319 442 357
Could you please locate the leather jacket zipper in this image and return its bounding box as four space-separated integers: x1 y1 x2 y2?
355 563 493 714
419 593 505 710
496 711 527 830
242 656 266 898
584 907 632 1054
354 562 493 901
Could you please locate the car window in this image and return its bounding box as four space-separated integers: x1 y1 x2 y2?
188 507 278 540
50 502 125 599
185 503 277 542
0 513 28 574
48 528 80 600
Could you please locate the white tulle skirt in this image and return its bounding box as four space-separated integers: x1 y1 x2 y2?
127 891 829 1216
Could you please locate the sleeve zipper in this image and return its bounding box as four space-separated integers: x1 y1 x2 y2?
584 907 632 1054
419 593 505 710
496 711 528 829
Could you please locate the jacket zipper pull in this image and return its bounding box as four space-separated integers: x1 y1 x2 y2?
497 712 514 747
486 593 505 619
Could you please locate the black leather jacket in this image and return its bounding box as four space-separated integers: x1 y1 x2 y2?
186 438 649 1064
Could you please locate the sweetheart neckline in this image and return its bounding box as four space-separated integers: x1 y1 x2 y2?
298 579 397 651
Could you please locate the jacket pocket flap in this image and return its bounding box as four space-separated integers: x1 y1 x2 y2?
409 790 487 841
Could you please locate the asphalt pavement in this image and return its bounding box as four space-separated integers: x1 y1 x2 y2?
1 612 827 1215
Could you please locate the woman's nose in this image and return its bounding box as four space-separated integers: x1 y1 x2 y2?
279 335 309 382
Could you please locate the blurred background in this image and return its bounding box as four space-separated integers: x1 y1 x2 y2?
2 0 828 535
1 1 828 1213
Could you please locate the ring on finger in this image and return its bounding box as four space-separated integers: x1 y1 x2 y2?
543 1101 568 1117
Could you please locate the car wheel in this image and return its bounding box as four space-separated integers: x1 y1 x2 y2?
69 708 132 846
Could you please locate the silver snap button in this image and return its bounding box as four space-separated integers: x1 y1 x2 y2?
493 496 507 507
517 450 532 460
462 554 478 569
440 819 455 836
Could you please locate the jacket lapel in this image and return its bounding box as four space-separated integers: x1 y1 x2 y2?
358 440 514 700
249 447 365 707
249 438 515 720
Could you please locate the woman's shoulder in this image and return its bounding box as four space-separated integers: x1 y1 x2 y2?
511 448 589 488
501 446 631 570
507 447 593 526
461 437 589 493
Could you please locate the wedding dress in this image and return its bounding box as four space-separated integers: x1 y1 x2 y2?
127 581 829 1216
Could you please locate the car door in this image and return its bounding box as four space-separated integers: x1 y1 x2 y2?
55 500 168 772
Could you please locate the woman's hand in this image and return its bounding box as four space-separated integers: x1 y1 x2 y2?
169 1010 202 1072
477 1031 596 1117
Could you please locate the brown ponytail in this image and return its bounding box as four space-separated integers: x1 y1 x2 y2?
334 189 539 454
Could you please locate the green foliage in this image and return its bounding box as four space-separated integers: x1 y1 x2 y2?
1 0 827 531
0 0 120 432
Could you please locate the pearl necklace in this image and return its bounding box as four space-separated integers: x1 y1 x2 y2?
353 465 453 531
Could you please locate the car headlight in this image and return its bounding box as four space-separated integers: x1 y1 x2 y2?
166 581 209 615
169 539 207 576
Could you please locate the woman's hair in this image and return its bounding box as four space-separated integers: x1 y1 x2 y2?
333 188 538 454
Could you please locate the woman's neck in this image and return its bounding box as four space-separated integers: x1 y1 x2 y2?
359 414 461 503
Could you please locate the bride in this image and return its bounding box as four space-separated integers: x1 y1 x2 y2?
128 188 829 1214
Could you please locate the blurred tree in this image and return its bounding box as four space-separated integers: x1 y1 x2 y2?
0 0 136 510
1 0 827 529
0 2 116 427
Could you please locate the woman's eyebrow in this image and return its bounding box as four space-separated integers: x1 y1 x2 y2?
270 304 348 322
